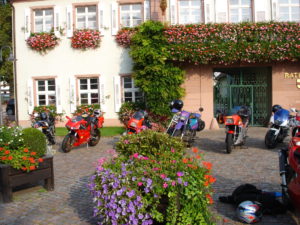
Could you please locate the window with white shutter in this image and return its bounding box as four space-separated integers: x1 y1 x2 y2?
278 0 300 22
34 8 54 32
178 0 203 24
229 0 253 23
120 4 143 27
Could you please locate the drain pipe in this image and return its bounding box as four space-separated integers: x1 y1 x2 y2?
10 1 18 125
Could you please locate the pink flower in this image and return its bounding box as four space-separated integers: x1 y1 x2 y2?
163 183 168 188
160 174 166 179
171 181 176 186
171 148 175 153
177 171 184 177
138 182 143 186
133 153 139 158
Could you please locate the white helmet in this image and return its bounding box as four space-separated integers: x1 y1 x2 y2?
236 201 263 224
93 109 102 117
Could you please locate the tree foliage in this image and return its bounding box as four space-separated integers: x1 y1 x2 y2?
129 21 185 116
0 3 13 93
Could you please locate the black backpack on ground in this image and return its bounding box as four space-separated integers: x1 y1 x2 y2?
219 183 287 215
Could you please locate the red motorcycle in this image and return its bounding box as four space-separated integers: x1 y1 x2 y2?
125 110 152 135
61 109 104 153
279 108 300 212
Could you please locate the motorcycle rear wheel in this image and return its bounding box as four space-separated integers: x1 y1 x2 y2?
88 129 101 146
226 133 233 154
62 134 74 153
265 130 277 149
173 129 182 138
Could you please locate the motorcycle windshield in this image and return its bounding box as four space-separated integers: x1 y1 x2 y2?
132 111 144 120
72 116 84 122
227 106 241 116
274 109 290 122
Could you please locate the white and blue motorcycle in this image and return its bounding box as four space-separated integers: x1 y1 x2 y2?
265 108 290 149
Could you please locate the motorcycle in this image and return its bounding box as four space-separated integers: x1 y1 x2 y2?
166 107 205 147
265 108 290 149
32 111 56 145
61 109 104 153
223 106 249 154
125 110 152 135
278 132 300 212
289 108 300 137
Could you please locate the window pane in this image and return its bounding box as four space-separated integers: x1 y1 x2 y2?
80 93 88 104
121 5 130 10
35 10 43 17
77 7 85 14
90 80 98 89
48 80 56 91
230 0 239 5
45 9 53 16
38 80 45 91
179 0 189 6
38 95 46 105
291 0 300 3
132 4 142 10
91 93 99 103
191 0 201 7
279 6 289 13
80 79 88 90
88 6 96 13
241 0 251 6
230 15 239 22
124 92 132 102
35 19 43 32
48 95 56 105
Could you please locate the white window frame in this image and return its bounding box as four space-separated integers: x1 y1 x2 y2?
36 79 56 106
34 8 54 32
229 0 253 23
75 5 98 29
278 0 300 22
178 0 203 24
122 76 143 102
120 4 143 28
78 78 100 105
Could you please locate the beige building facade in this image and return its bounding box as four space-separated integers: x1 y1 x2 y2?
11 0 300 127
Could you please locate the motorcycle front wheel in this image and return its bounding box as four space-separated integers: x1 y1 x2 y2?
173 129 183 138
88 129 101 146
226 133 234 154
265 130 277 149
62 134 75 153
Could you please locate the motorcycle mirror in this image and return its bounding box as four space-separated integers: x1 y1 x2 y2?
34 112 39 117
199 107 204 112
66 116 71 120
291 108 298 113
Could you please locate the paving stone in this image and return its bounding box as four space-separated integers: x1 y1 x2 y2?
0 129 299 225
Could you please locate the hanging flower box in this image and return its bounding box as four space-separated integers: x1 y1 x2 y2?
0 155 54 203
26 32 59 53
71 29 101 50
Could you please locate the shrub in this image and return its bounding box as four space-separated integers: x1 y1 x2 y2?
89 131 216 224
74 104 100 115
22 128 46 158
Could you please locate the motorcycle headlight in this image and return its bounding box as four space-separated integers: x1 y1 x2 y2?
274 120 283 125
295 141 300 146
130 122 137 128
226 118 234 124
34 113 39 118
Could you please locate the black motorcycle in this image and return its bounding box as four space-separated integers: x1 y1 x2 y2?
32 111 56 145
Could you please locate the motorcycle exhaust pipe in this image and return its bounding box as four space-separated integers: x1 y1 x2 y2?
278 148 289 193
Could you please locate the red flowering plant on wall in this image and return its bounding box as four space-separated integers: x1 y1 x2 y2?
116 22 300 65
115 27 137 48
71 29 101 50
26 32 59 53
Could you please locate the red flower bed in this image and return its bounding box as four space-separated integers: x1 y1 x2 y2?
115 28 137 48
71 29 101 50
26 32 59 53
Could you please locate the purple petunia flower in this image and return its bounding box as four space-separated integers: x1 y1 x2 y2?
126 190 136 198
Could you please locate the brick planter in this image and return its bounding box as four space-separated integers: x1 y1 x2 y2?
0 155 54 203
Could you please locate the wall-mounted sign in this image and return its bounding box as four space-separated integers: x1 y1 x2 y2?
284 73 300 89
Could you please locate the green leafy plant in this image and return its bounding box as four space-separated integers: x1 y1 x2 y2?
129 21 185 116
89 130 216 224
22 128 46 158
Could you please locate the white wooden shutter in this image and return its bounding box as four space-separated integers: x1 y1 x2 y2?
144 0 150 21
69 77 77 113
170 0 178 25
215 0 227 22
27 80 34 114
66 5 73 37
113 76 122 112
24 8 31 39
54 6 60 37
111 2 119 35
99 76 107 112
99 2 105 35
55 78 62 113
271 0 278 21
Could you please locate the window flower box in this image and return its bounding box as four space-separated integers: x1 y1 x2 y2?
26 32 59 53
0 155 54 203
71 29 101 50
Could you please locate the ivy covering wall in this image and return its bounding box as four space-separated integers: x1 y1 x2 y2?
129 21 185 115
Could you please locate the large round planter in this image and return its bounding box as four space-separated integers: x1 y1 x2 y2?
0 155 54 203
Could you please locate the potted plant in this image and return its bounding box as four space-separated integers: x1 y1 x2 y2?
71 29 101 50
26 32 59 53
89 130 216 224
0 126 54 203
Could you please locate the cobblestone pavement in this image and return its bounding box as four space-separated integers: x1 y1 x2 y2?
0 128 299 225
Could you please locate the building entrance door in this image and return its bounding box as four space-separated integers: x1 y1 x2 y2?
213 67 271 126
